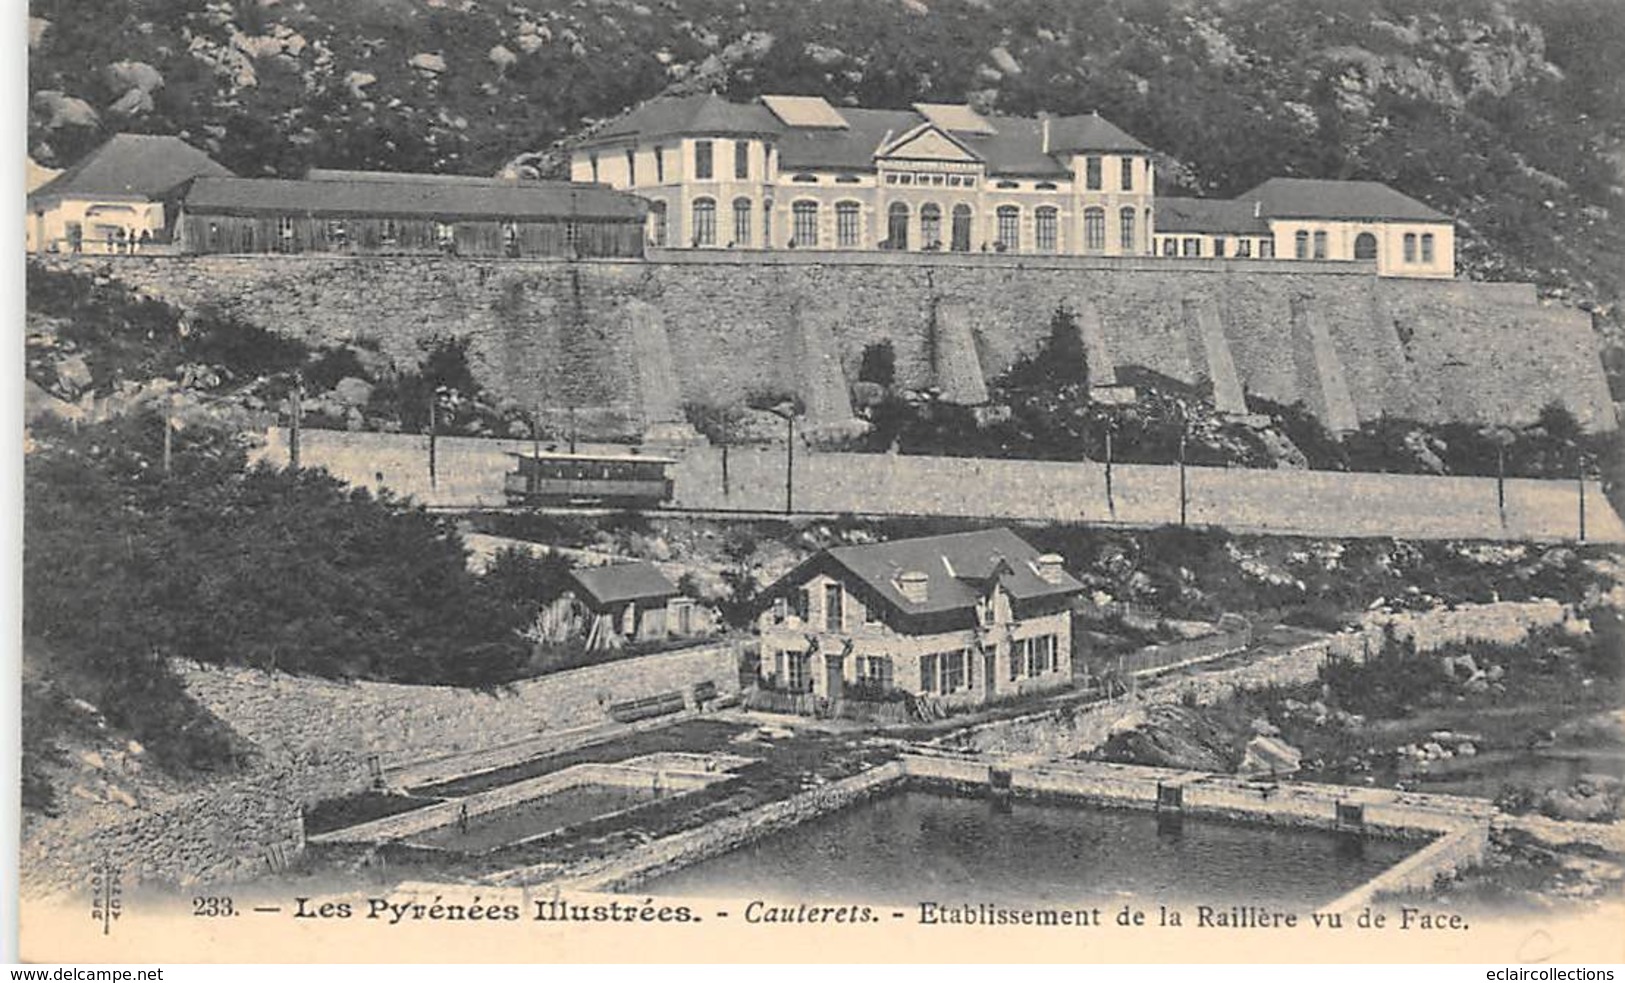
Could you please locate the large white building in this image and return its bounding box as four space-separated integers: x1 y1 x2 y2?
571 92 1456 278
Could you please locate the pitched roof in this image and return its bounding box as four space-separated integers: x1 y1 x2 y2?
775 106 920 172
1045 112 1152 154
591 93 783 143
768 528 1083 623
1154 196 1271 235
570 562 679 608
1241 177 1448 222
180 175 647 221
304 168 515 185
31 133 233 201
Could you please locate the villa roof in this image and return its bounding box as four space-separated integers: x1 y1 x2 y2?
31 133 232 201
1154 197 1272 235
592 92 783 142
763 528 1083 625
570 562 680 609
1241 177 1448 222
179 175 647 222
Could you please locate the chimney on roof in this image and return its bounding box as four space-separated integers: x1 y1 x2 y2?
1039 113 1051 155
897 571 929 604
1035 554 1066 585
1253 200 1262 219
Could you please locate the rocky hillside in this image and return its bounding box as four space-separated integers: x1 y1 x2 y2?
27 0 1625 394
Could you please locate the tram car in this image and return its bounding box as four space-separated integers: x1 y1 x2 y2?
504 450 676 507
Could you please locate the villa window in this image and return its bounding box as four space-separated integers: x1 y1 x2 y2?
1294 230 1310 260
1035 206 1058 252
921 653 938 694
951 204 972 252
792 200 819 248
1403 233 1416 262
695 140 714 180
1119 207 1136 252
792 587 810 623
692 197 716 246
1354 231 1378 261
732 198 752 247
1213 236 1227 258
1025 634 1057 675
734 140 750 180
921 203 942 248
836 201 861 247
1121 157 1134 191
1083 207 1105 252
1236 238 1252 258
887 202 910 250
1421 233 1435 264
589 152 600 183
625 148 637 184
782 651 810 692
823 582 843 632
1162 238 1177 257
1183 237 1201 257
996 205 1020 251
857 655 893 690
1260 238 1275 259
1085 156 1102 191
940 648 969 694
650 201 668 246
1313 230 1327 260
655 146 666 183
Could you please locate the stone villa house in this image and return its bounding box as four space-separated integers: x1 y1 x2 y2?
569 92 1456 278
752 528 1085 712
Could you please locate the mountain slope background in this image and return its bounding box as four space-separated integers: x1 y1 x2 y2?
26 0 1625 402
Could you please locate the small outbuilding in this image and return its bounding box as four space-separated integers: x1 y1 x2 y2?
553 561 713 651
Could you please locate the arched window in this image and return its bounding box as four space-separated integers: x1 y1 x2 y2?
1294 229 1310 260
1354 232 1378 261
1119 207 1136 252
996 205 1020 251
1312 230 1327 259
691 197 716 247
1420 233 1435 263
732 198 752 247
791 200 819 247
836 201 861 247
951 204 972 252
1035 206 1058 252
650 201 668 246
920 203 942 249
887 202 910 250
1083 206 1105 252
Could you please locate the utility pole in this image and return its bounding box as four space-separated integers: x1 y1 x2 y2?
1177 402 1188 528
569 403 578 454
428 391 439 491
1578 454 1588 543
162 392 174 476
1104 425 1115 518
785 413 795 515
532 401 542 460
1496 443 1505 518
289 372 304 472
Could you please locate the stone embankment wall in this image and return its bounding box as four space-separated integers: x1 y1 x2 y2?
255 427 1625 544
178 641 744 776
955 599 1581 761
34 251 1615 435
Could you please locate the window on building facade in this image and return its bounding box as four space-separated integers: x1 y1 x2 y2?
792 587 810 623
1354 231 1378 260
1403 233 1416 262
763 200 773 247
625 149 636 184
1121 157 1134 191
1236 238 1252 257
887 202 910 250
733 198 752 247
1312 230 1327 259
276 215 296 252
791 173 818 183
1294 230 1310 259
951 204 972 252
941 648 968 693
921 203 942 248
589 152 600 183
836 201 861 247
655 146 666 183
1213 236 1227 258
1119 207 1136 251
324 219 347 248
734 140 749 180
1035 206 1058 252
1081 207 1105 251
695 140 714 180
502 220 520 257
996 206 1020 251
1036 182 1058 191
996 180 1019 190
835 174 861 184
1183 237 1201 257
857 655 893 690
1420 233 1435 263
1086 156 1102 190
650 201 667 246
792 200 818 247
1030 634 1058 675
692 198 716 247
920 653 937 694
782 651 810 692
1162 238 1177 257
1260 238 1275 259
823 583 843 632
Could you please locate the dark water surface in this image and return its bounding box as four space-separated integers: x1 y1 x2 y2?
641 790 1417 907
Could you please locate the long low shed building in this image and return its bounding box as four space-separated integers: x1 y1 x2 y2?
176 173 648 259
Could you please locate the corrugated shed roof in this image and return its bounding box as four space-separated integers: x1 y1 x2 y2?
180 176 647 221
571 562 679 608
592 93 783 142
1154 196 1271 234
31 133 232 200
1242 177 1448 222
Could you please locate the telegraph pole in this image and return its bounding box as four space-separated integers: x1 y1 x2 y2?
1104 424 1115 517
162 392 174 476
1177 402 1188 528
428 391 439 491
1578 454 1588 543
289 372 304 472
785 414 795 515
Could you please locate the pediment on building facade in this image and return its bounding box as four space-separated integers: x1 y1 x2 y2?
875 124 983 165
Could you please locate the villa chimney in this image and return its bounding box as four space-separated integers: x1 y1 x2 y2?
897 570 929 604
1035 554 1066 585
1040 114 1051 155
1253 200 1262 219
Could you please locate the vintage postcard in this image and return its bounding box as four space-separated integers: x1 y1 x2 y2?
16 0 1625 965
